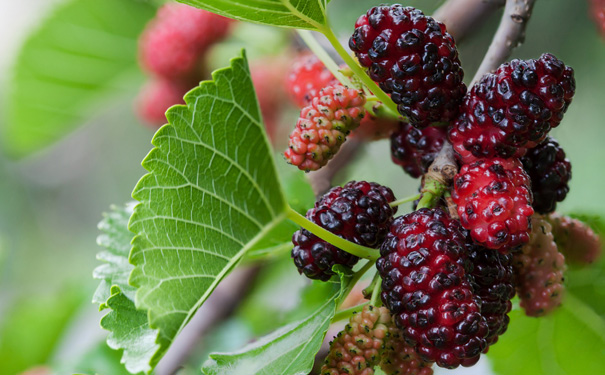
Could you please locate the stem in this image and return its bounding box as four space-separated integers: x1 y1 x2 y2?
286 206 379 261
297 30 352 87
319 26 401 117
364 100 401 122
332 301 369 322
370 274 382 307
416 177 446 210
390 194 421 208
342 260 374 302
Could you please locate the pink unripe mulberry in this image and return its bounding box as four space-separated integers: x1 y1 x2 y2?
139 3 234 80
284 85 366 172
513 215 566 317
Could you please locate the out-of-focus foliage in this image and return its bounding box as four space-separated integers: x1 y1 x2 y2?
4 0 155 157
0 288 85 375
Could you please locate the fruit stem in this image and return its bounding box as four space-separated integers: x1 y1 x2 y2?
364 97 401 121
296 30 352 87
362 271 383 307
286 206 380 261
416 177 447 210
390 194 422 208
333 301 370 322
319 25 401 117
370 274 382 306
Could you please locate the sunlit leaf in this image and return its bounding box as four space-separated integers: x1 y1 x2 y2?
178 0 328 30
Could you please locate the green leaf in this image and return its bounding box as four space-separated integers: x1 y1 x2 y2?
488 295 605 374
0 287 85 375
178 0 328 30
128 51 287 372
93 204 158 373
100 287 160 374
202 267 352 375
93 203 136 305
4 0 156 157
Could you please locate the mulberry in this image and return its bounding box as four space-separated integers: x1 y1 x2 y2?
284 85 366 172
377 208 488 368
513 216 566 317
449 54 575 163
292 181 396 281
349 5 466 127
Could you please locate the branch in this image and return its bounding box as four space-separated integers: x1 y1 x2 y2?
433 0 505 42
425 141 458 187
307 139 363 198
471 0 538 85
154 267 259 375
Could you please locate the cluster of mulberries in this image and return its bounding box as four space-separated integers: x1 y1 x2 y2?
283 4 592 373
449 53 575 255
136 3 234 127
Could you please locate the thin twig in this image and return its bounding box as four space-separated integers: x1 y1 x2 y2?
433 0 505 42
471 0 538 85
307 139 363 198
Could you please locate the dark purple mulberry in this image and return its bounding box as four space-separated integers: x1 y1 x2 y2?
521 136 572 214
468 247 515 348
292 181 396 281
390 122 447 178
377 208 488 368
349 5 466 128
449 53 575 163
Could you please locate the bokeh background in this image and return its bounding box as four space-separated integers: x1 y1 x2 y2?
0 0 603 374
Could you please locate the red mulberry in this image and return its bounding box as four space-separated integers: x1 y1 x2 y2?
452 158 534 252
286 53 338 107
139 3 233 80
135 78 190 127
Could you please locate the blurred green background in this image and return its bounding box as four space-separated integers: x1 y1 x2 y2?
0 0 603 374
